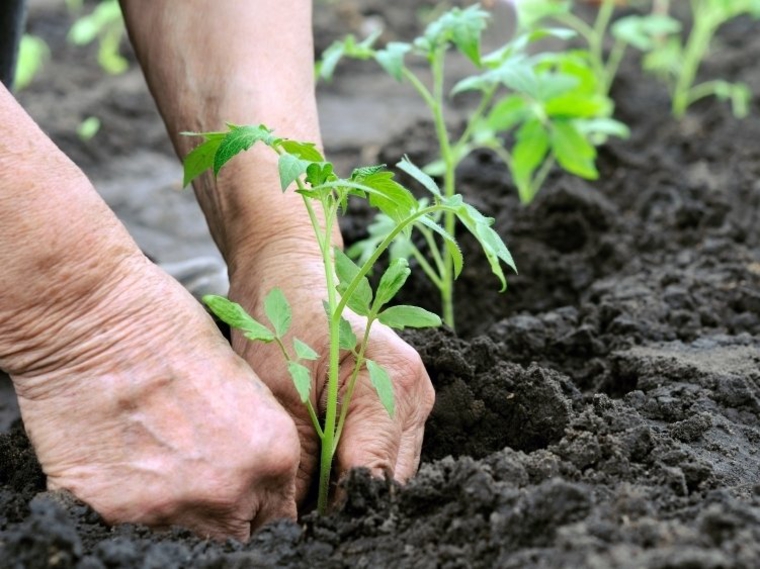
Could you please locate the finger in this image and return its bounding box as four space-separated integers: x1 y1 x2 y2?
393 368 435 482
334 372 402 479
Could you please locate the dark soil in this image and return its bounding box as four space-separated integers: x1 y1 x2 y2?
3 2 760 568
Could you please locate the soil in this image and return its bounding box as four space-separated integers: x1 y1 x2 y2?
2 1 760 568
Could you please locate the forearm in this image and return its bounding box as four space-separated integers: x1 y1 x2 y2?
120 0 339 268
0 85 142 375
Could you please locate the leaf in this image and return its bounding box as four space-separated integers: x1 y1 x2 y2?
378 305 442 330
288 361 312 403
182 133 225 187
294 338 319 361
339 316 358 351
278 153 310 191
334 248 373 316
486 95 529 132
359 170 418 223
318 38 348 81
550 120 598 180
396 157 442 198
202 295 275 342
264 288 291 338
213 125 273 175
375 42 411 81
612 14 681 51
511 118 551 198
375 258 411 308
305 162 335 187
366 360 395 417
417 215 464 278
452 203 516 290
514 0 571 31
279 139 324 161
449 5 489 66
545 93 610 119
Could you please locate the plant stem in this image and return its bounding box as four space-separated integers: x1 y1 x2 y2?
672 1 716 118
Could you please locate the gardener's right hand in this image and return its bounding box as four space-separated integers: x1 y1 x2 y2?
0 126 301 539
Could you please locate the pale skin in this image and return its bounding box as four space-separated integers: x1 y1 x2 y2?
0 0 434 541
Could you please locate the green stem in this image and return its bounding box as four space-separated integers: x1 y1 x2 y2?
332 318 375 454
604 39 626 96
672 2 716 118
452 83 498 157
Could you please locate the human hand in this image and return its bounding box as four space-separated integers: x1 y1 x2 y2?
7 255 301 541
227 237 436 504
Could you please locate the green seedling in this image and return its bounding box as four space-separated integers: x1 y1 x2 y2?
629 0 760 118
319 4 624 327
68 0 128 75
517 0 680 97
183 123 515 513
14 34 49 90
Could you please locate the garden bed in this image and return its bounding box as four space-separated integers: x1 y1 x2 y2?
2 1 760 567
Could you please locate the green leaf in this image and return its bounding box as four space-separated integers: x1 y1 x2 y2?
397 157 442 198
334 248 373 316
612 14 681 51
375 258 411 308
514 0 571 31
183 133 225 187
512 118 551 199
375 42 411 81
288 361 312 403
214 125 274 175
318 38 348 81
305 162 335 187
417 215 464 278
486 95 529 132
366 360 395 417
202 295 275 342
575 118 631 141
278 153 310 191
450 5 488 66
545 93 610 119
279 139 324 162
378 305 442 330
550 120 598 180
294 338 319 361
359 170 418 223
452 203 516 290
339 316 358 351
264 288 291 338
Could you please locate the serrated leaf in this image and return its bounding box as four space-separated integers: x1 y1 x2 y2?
264 288 291 338
294 338 319 361
453 203 516 290
279 139 324 161
334 248 373 316
318 38 348 81
375 258 411 308
366 360 395 417
183 133 225 187
450 5 488 66
375 42 411 81
360 170 418 223
202 295 275 342
339 316 358 351
288 361 312 403
417 214 464 278
397 157 442 198
213 125 273 175
550 120 598 179
378 305 442 330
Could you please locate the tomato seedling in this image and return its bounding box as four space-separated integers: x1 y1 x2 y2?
319 3 625 327
183 124 515 513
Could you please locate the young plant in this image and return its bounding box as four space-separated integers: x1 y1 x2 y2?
517 0 680 97
628 0 760 118
68 0 128 75
182 123 515 513
319 4 625 327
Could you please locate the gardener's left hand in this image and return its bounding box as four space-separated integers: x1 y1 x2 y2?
226 235 436 504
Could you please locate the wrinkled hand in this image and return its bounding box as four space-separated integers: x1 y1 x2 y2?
10 255 301 541
227 239 436 503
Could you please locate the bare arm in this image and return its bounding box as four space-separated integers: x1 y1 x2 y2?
119 0 339 268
